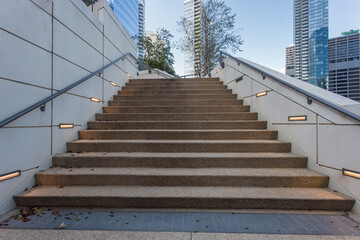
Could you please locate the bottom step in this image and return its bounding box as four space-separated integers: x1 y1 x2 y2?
14 186 354 211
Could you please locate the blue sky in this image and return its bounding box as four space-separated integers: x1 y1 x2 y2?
145 0 360 76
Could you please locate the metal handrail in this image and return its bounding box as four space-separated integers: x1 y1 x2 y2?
138 60 176 79
218 50 360 122
0 52 138 128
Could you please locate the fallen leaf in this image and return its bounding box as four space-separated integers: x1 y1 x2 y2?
56 222 66 229
75 216 81 221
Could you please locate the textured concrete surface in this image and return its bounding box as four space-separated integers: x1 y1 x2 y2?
78 129 277 140
52 152 307 168
0 230 191 240
87 120 267 130
108 99 242 106
35 167 328 187
103 105 249 113
95 112 257 121
14 77 355 212
113 94 237 100
66 139 291 153
0 210 359 237
14 186 354 210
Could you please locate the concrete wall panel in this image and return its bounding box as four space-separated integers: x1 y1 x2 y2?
0 30 51 88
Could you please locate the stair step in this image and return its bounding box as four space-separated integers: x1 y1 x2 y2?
14 186 354 211
114 94 237 100
130 78 220 83
118 89 232 95
67 139 291 153
108 99 242 106
102 105 249 113
78 129 277 140
88 120 267 130
126 82 224 86
35 167 328 188
53 152 308 168
122 85 228 91
95 113 258 121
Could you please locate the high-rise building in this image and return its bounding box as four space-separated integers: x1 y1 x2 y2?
286 44 295 77
138 0 145 58
106 0 145 56
294 0 329 89
329 30 360 101
184 0 202 76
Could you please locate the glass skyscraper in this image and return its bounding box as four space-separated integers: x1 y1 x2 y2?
294 0 329 89
107 0 145 56
184 0 201 76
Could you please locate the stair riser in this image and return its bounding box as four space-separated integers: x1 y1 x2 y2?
88 121 267 130
130 78 220 83
95 113 258 121
78 131 278 140
118 90 232 95
67 142 291 153
122 86 228 91
108 100 242 106
53 156 308 168
103 106 250 113
126 82 224 87
14 197 354 211
35 175 328 188
114 95 237 100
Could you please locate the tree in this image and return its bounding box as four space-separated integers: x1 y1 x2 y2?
82 0 97 6
177 0 243 76
137 28 176 76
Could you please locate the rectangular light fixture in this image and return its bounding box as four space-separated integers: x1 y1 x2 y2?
110 81 117 87
0 170 21 182
343 168 360 179
59 124 74 129
216 68 222 73
126 73 132 78
256 91 267 97
288 115 307 121
90 97 101 103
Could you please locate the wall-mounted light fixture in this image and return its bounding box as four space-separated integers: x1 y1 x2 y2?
59 124 74 129
0 170 21 182
288 115 307 121
126 73 132 78
256 91 268 97
90 97 101 103
110 81 117 87
342 168 360 179
221 62 225 68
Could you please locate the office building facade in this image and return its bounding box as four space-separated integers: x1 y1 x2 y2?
106 0 145 56
286 44 295 77
329 30 360 101
294 0 329 89
138 0 145 58
184 0 202 76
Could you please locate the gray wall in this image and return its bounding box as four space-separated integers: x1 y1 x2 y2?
0 0 137 214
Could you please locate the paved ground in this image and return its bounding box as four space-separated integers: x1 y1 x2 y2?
0 209 359 237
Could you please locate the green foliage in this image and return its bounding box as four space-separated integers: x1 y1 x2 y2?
177 0 243 76
137 28 176 76
82 0 97 6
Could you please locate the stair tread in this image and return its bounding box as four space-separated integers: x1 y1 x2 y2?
79 129 275 132
16 186 351 201
38 167 324 177
90 120 264 123
55 152 306 158
71 139 287 144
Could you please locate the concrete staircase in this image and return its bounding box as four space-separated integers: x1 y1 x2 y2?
14 78 355 211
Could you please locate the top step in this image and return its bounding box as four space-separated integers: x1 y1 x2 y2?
131 78 220 83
